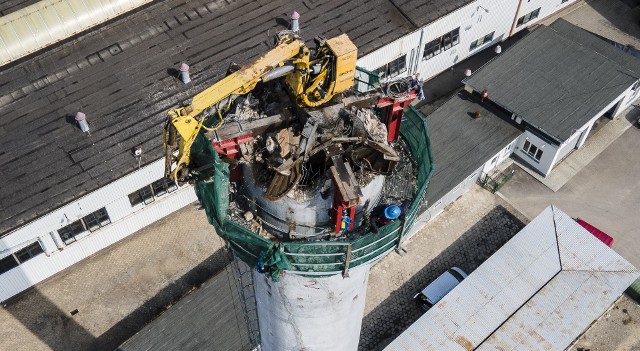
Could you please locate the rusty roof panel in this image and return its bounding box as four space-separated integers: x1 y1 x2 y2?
385 206 640 351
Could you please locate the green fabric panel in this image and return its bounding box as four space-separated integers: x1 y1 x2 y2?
399 105 434 234
191 100 434 277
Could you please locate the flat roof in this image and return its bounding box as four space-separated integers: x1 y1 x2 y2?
420 90 521 206
464 19 640 143
0 0 423 235
385 205 640 351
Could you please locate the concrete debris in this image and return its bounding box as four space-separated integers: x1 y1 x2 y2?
214 81 417 240
353 107 388 144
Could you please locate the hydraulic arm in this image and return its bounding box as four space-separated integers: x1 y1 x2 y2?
164 32 357 183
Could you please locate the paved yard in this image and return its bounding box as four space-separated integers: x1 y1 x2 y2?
0 204 227 351
498 126 640 269
571 294 640 351
359 185 527 350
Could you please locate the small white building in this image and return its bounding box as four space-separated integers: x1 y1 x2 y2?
464 19 640 177
385 205 640 351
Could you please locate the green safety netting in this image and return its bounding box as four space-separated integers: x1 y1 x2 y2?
398 105 435 238
193 103 433 279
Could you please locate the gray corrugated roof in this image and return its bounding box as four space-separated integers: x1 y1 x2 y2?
389 0 473 27
385 205 640 351
0 0 38 16
464 19 640 143
421 91 522 206
0 0 417 235
118 266 250 351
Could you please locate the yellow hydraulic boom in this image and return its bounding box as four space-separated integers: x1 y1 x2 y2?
164 32 357 183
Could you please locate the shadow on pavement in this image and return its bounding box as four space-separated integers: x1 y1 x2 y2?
4 247 231 351
583 0 640 39
358 205 525 351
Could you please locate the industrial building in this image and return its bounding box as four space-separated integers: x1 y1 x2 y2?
0 0 581 303
386 205 640 350
464 19 640 177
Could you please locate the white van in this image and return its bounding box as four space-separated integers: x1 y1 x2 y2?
414 267 467 310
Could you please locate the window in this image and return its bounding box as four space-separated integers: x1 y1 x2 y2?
15 242 44 263
442 28 460 50
58 220 86 244
523 140 544 161
469 31 495 50
516 8 541 27
372 55 406 79
423 28 460 60
129 178 179 208
83 208 111 232
423 38 442 60
0 255 19 275
152 178 177 197
129 185 155 207
58 208 111 244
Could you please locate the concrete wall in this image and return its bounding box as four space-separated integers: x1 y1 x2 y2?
253 265 370 351
0 158 197 302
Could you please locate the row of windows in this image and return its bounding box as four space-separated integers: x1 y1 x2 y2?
129 178 178 207
54 178 178 247
516 8 541 28
372 54 407 79
470 32 495 51
423 28 460 60
523 140 544 161
58 207 112 245
0 242 44 275
1 178 181 276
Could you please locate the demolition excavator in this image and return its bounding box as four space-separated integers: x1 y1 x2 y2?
163 31 357 184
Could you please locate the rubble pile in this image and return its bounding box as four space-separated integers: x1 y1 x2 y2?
215 81 417 240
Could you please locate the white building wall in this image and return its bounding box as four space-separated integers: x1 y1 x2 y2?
515 131 558 176
356 31 422 77
0 158 197 302
357 0 579 84
613 80 640 117
512 0 579 36
414 0 520 79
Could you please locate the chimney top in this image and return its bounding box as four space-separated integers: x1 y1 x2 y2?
291 11 300 20
75 112 86 121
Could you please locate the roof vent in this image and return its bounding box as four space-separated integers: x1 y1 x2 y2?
179 63 190 84
75 112 90 135
291 11 300 33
